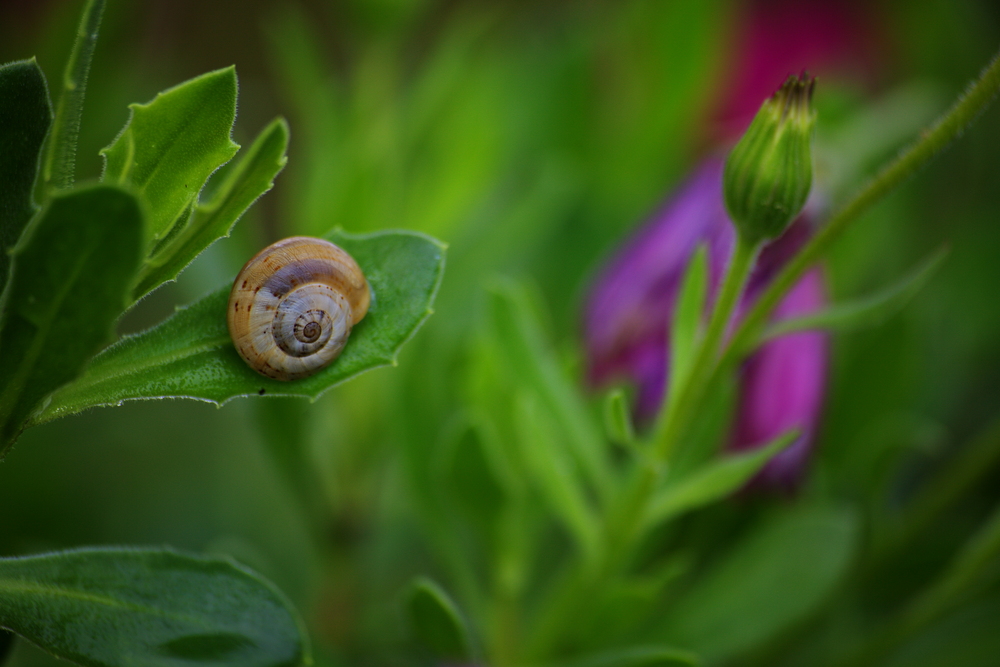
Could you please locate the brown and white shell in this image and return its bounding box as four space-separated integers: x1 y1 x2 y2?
227 237 370 381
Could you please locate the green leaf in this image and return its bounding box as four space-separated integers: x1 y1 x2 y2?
40 0 104 192
668 245 708 406
757 247 948 344
0 59 52 297
514 390 599 557
405 577 473 661
560 646 699 667
658 504 859 661
645 430 798 529
0 185 143 457
603 388 636 448
487 282 611 500
35 229 445 421
132 117 290 301
101 67 240 243
0 547 309 667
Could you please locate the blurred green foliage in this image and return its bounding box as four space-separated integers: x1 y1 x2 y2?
1 1 999 665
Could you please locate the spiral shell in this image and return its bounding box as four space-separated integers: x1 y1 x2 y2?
227 236 370 381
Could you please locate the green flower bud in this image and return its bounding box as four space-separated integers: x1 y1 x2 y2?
723 74 816 244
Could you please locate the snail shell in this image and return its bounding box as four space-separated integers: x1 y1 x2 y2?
227 236 370 381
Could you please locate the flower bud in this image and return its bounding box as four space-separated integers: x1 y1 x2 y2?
723 74 816 243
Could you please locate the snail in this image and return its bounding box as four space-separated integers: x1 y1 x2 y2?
227 236 371 381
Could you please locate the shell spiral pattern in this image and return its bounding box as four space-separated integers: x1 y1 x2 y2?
227 237 371 381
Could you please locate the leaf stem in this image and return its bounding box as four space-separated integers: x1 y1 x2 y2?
40 0 105 192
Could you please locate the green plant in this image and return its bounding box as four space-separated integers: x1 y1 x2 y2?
0 1 443 663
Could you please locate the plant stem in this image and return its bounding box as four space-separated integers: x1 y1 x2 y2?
526 236 759 659
609 234 758 572
726 47 1000 363
40 0 105 192
652 234 759 462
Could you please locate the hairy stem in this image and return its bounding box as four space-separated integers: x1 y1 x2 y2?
40 0 105 192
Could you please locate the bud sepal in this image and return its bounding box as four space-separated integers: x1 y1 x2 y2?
724 74 816 244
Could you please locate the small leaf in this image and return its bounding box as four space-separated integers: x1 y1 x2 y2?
645 430 798 528
35 229 445 421
560 645 699 667
0 58 52 297
405 577 473 661
659 504 859 661
0 547 309 667
0 185 143 457
40 0 104 191
603 388 636 448
132 117 290 301
101 67 240 242
487 282 611 500
668 245 708 406
759 247 948 343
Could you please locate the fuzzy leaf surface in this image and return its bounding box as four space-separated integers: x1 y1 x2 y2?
101 67 239 243
0 548 308 667
0 59 52 297
0 185 143 456
36 229 445 420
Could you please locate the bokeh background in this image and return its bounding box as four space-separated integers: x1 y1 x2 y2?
1 0 999 665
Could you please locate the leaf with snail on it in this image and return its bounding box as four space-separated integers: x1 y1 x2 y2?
101 66 240 245
33 228 445 421
0 185 143 458
0 58 52 298
0 547 310 667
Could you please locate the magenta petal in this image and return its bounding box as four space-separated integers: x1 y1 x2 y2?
730 269 827 488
